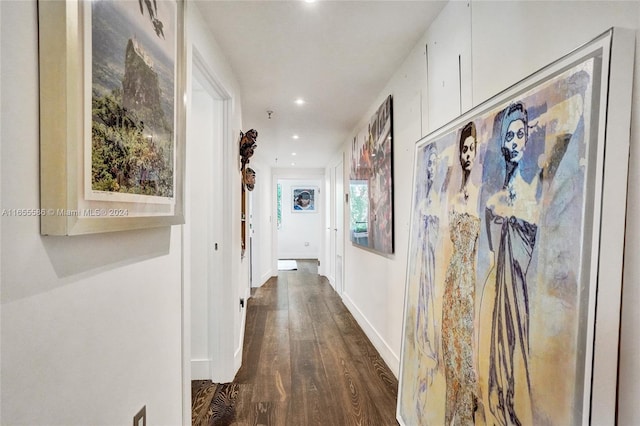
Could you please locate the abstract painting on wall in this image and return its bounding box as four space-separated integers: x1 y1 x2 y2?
349 95 394 254
397 29 633 425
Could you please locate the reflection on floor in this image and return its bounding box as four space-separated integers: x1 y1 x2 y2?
277 259 298 271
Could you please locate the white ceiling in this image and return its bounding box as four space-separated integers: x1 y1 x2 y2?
194 0 446 169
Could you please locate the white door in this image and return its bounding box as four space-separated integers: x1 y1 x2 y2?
328 169 336 286
334 159 344 295
187 68 224 380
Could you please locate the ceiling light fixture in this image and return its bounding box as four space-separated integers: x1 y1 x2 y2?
292 152 297 156
294 98 305 106
292 134 299 139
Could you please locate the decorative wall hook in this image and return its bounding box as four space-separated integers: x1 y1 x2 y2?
239 129 258 171
243 167 256 191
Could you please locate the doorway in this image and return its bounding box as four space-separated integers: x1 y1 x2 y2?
186 66 225 381
276 177 324 269
334 159 344 295
183 49 238 404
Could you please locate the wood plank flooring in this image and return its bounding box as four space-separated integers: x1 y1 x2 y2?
230 259 399 425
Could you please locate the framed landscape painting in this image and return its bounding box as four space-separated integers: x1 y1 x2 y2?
397 28 633 425
39 0 186 235
349 95 394 254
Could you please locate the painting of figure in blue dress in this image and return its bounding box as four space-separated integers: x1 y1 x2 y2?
399 55 599 425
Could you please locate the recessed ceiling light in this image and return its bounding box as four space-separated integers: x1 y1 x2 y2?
294 98 305 106
304 0 316 3
292 152 297 156
291 162 296 166
292 134 299 139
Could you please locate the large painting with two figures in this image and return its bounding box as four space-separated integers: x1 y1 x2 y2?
397 29 632 425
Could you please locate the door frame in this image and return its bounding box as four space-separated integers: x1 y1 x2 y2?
182 47 233 424
334 156 345 296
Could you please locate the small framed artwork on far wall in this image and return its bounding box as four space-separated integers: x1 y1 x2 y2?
291 187 317 213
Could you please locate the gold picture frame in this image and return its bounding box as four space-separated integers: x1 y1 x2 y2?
38 0 186 235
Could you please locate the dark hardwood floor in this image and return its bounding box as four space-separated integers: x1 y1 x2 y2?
230 259 399 425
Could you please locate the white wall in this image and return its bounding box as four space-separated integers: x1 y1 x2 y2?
1 9 179 425
0 2 3 419
619 5 640 425
340 1 640 424
0 1 248 425
277 178 323 260
1 2 180 424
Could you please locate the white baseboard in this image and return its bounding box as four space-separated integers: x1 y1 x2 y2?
256 271 272 288
234 345 243 373
234 288 250 373
342 292 400 377
327 274 336 289
191 359 210 380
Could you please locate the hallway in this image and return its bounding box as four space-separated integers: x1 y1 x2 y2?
195 260 399 425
